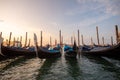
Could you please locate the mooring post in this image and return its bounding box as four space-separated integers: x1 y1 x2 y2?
81 34 84 45
8 32 12 47
102 37 104 46
24 32 27 47
115 25 119 44
78 29 80 47
55 39 57 46
13 37 16 47
17 37 19 47
61 36 63 45
20 36 22 47
40 31 43 47
91 37 93 46
59 30 61 45
111 36 113 46
96 26 100 45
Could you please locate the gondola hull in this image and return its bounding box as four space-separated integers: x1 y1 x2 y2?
1 46 61 59
82 43 120 57
38 47 61 59
1 46 36 57
65 50 77 58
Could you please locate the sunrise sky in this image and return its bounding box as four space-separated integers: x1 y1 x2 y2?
0 0 120 45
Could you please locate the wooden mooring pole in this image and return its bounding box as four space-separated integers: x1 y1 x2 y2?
55 39 57 46
81 35 84 45
115 25 119 44
111 36 113 46
24 32 27 47
40 31 43 47
78 30 80 47
102 37 104 46
59 30 61 45
8 32 12 46
17 37 19 47
13 37 16 47
20 36 22 47
96 26 100 45
91 37 93 46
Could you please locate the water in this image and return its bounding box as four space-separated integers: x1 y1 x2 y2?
0 54 120 80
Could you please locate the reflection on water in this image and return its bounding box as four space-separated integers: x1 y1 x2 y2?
0 57 45 80
0 55 120 80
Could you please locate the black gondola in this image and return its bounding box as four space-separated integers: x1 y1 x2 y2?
38 47 61 59
1 45 61 59
64 41 78 58
1 46 36 57
81 42 120 57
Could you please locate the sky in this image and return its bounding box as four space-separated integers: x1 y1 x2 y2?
0 0 120 46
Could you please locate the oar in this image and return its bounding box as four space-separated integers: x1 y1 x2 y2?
34 33 38 57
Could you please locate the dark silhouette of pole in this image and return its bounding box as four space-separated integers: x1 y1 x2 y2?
91 37 93 46
102 37 104 46
78 29 80 47
115 25 119 44
20 36 22 47
40 31 43 47
111 36 113 46
17 37 19 47
81 34 84 45
59 30 61 45
61 36 63 45
24 32 27 47
13 37 16 47
8 32 12 46
96 26 100 45
55 39 57 46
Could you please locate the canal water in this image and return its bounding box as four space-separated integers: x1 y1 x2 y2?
0 54 120 80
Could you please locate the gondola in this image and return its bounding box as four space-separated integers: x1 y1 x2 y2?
38 47 61 58
81 42 120 57
1 46 36 57
1 46 62 58
64 41 78 58
0 34 61 59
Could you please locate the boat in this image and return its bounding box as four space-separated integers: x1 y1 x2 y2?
64 41 78 58
1 46 36 57
38 47 61 59
81 42 120 57
1 46 62 59
0 34 61 59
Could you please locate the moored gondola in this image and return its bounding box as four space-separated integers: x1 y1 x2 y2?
64 41 78 58
38 47 61 59
1 46 36 57
81 42 120 57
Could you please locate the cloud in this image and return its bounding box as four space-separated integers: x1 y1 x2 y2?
77 14 111 27
76 0 120 15
65 0 120 27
